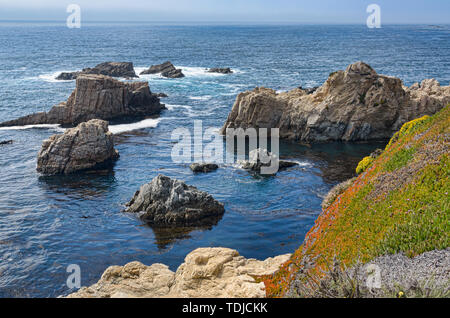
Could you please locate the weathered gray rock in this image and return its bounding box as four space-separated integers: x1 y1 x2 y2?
55 62 138 80
0 74 164 127
140 61 184 78
239 148 298 175
221 62 450 142
189 163 219 173
208 67 233 74
37 119 119 175
67 247 291 298
125 175 224 227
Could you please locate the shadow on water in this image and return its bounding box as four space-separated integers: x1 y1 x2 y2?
280 140 387 184
37 170 117 199
147 221 220 250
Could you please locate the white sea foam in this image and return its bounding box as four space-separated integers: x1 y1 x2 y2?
189 95 212 101
0 124 65 132
134 66 243 80
108 118 161 134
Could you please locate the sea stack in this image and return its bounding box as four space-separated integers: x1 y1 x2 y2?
55 62 138 80
37 119 119 175
140 61 185 78
0 74 165 127
125 175 224 227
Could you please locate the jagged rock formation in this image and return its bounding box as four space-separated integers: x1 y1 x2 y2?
125 175 224 227
37 119 119 175
221 62 450 142
55 62 138 80
140 61 184 78
239 148 298 175
0 74 164 127
67 247 291 298
189 163 219 173
208 67 233 74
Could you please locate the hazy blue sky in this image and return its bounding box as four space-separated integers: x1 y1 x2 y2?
0 0 449 23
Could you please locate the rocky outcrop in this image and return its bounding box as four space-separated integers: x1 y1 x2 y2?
208 68 233 74
37 119 119 175
55 62 138 80
189 163 219 173
0 74 164 127
140 61 184 78
125 175 224 227
67 247 291 298
221 62 450 142
239 148 298 175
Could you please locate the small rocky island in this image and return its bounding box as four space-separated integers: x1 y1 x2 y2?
140 61 184 78
125 175 225 227
239 148 298 175
207 67 233 74
221 62 450 142
0 74 165 127
56 62 138 80
37 119 119 175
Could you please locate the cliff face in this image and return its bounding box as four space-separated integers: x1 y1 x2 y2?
0 74 164 127
264 105 450 297
221 62 450 142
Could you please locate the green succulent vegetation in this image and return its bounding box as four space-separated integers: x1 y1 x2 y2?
264 105 450 298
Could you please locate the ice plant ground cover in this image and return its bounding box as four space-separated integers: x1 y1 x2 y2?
263 105 450 297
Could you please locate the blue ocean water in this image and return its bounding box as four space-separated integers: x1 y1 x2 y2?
0 23 449 297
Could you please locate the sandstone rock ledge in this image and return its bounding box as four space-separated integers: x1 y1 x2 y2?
67 247 291 298
37 119 119 175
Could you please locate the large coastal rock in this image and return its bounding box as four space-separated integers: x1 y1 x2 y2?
0 74 164 127
221 62 450 142
125 175 224 227
140 61 184 78
67 247 291 298
37 119 119 175
56 62 138 80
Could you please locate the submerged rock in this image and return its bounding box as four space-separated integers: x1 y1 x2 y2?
55 62 138 80
37 119 119 175
207 67 233 74
189 163 219 173
55 72 81 80
0 140 13 145
239 148 298 175
221 61 450 142
140 61 184 78
67 247 291 298
0 74 164 127
125 175 224 227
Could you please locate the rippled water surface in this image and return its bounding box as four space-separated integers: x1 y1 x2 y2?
0 23 449 297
